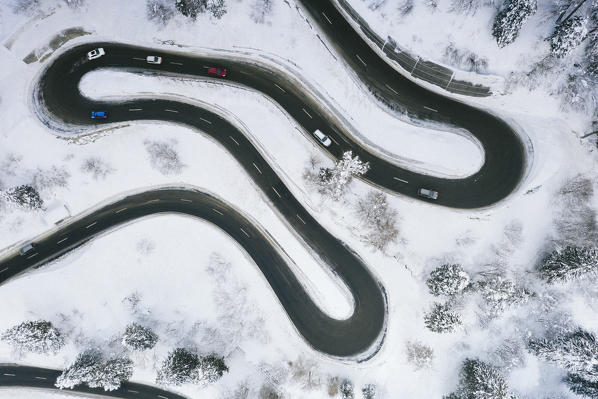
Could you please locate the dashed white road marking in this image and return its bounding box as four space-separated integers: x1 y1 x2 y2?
180 198 192 203
355 54 367 66
128 108 142 111
127 389 139 393
169 61 183 65
322 12 332 24
86 221 98 229
164 109 178 113
240 228 250 238
157 395 169 399
26 253 38 259
212 208 224 216
0 267 8 274
57 237 69 244
274 83 286 93
239 70 250 75
302 108 312 118
115 207 128 213
229 136 240 146
384 84 398 94
393 177 409 184
199 117 212 124
424 106 438 112
296 214 306 224
132 57 145 61
3 373 15 377
272 187 282 198
253 163 262 174
35 376 47 380
148 199 160 203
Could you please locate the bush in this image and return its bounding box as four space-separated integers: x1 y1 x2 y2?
339 379 354 399
122 323 158 351
144 140 185 175
2 320 64 354
356 191 398 251
81 157 113 180
55 349 133 391
156 348 228 386
406 341 434 370
147 0 174 25
426 264 470 297
6 185 43 209
424 302 461 333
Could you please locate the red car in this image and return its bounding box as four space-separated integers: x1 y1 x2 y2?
207 67 227 77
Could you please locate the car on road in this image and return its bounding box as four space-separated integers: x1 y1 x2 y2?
87 48 105 60
91 111 107 119
418 188 439 200
146 55 162 64
207 67 227 77
313 129 332 147
19 243 37 256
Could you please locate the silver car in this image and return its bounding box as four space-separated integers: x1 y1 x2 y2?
418 188 439 200
19 243 37 256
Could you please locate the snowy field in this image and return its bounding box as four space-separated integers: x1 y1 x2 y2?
0 0 597 398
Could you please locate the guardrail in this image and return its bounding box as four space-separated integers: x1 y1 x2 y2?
336 0 491 97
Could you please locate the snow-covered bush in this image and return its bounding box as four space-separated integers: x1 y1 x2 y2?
55 349 133 391
446 358 517 399
6 185 43 209
362 383 377 399
81 157 113 180
426 264 470 297
538 246 598 283
397 0 414 16
310 151 369 201
443 43 488 73
1 320 64 354
492 0 537 47
355 191 398 251
339 379 354 399
144 140 185 175
32 165 70 191
157 348 228 386
477 276 532 317
147 0 175 25
424 302 462 333
551 16 589 58
566 373 598 398
529 329 598 383
450 0 493 15
11 0 39 14
174 0 226 20
122 323 158 351
250 0 272 24
553 175 597 245
406 341 434 370
206 0 227 18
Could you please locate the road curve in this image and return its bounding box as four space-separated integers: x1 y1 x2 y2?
38 40 525 208
0 365 186 399
0 188 386 358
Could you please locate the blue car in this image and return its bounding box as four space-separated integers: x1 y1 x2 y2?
91 111 107 119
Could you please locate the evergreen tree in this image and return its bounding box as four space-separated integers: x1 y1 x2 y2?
122 323 158 351
446 358 517 399
539 246 598 283
529 329 598 383
156 348 200 385
339 379 354 399
175 0 206 19
362 383 377 399
566 372 598 398
206 0 227 18
6 185 43 209
492 0 537 47
426 264 470 297
551 16 589 58
55 349 133 391
2 320 64 354
197 354 229 383
477 276 532 317
424 302 461 333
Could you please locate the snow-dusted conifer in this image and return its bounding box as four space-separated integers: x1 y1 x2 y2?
551 16 589 58
156 348 200 385
450 358 517 399
492 0 537 47
197 354 229 383
55 349 133 391
477 276 532 316
566 373 598 398
339 379 354 399
539 246 598 282
424 302 461 333
318 151 369 201
6 185 43 209
122 323 158 351
2 320 64 354
426 264 470 296
362 383 377 399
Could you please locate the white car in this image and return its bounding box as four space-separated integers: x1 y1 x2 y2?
87 48 105 60
146 55 162 64
418 188 439 200
313 129 332 147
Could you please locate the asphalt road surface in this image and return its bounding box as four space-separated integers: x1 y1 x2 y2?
0 365 187 399
37 41 524 209
0 188 386 358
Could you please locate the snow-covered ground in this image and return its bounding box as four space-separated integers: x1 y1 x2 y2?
0 0 597 398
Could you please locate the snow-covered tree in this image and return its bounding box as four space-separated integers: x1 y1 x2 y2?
197 354 229 384
1 320 64 354
426 264 470 297
157 348 200 385
566 373 598 398
122 323 158 351
551 16 589 58
339 379 354 399
492 0 537 47
539 246 598 282
147 0 175 25
424 302 462 333
174 0 205 19
529 329 598 383
206 0 227 18
406 341 434 370
6 185 43 209
250 0 272 24
446 358 517 399
477 276 532 317
356 191 398 251
362 383 377 399
55 349 133 391
317 151 369 201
